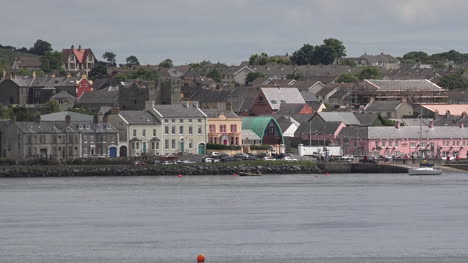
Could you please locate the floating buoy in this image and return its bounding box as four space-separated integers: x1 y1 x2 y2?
325 173 330 176
197 254 206 262
178 174 183 178
233 174 238 176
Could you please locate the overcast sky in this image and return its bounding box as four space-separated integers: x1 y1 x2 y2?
4 0 468 65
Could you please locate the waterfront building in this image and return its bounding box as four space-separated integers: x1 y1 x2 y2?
241 116 284 154
337 121 468 159
203 109 242 146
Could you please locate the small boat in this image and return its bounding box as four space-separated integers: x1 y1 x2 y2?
238 172 263 176
409 162 442 176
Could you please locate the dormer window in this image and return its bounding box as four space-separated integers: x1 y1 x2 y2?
88 55 93 62
70 55 75 62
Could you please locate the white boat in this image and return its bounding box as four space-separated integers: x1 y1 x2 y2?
409 167 442 176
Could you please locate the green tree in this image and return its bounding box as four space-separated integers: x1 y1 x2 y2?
114 73 127 82
159 59 173 68
249 53 269 65
102 52 117 66
286 72 304 81
430 50 468 64
291 44 315 65
438 70 468 90
357 67 380 80
402 51 429 63
340 59 356 67
313 38 347 65
207 69 222 82
40 51 64 73
336 73 359 83
126 55 140 66
41 100 60 114
127 68 159 81
88 62 108 80
29 39 52 55
246 72 264 83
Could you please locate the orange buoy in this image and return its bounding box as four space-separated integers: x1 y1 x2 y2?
197 254 206 262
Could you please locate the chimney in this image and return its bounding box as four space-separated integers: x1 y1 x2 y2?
428 120 434 128
395 121 400 129
459 122 464 128
65 115 71 124
144 101 155 111
66 73 71 79
111 106 119 114
71 44 74 49
434 109 439 120
446 110 451 118
369 97 375 103
401 97 407 103
193 101 199 108
93 115 99 124
78 44 81 50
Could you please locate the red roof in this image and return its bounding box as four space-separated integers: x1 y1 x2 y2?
62 48 94 63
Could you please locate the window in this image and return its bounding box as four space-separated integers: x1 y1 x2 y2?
133 129 137 137
209 125 215 133
151 141 155 149
209 137 213 143
90 135 94 143
132 142 135 150
198 119 202 124
165 140 169 149
119 122 124 127
142 129 146 137
410 142 416 148
172 119 176 123
389 141 393 147
220 125 226 133
171 126 176 135
395 141 399 147
165 119 169 123
165 126 169 135
198 126 202 135
189 139 193 148
189 126 193 135
189 119 192 123
179 126 184 134
214 137 218 144
230 124 237 133
172 139 176 149
153 129 156 137
382 141 386 147
230 137 234 145
180 119 184 124
136 142 140 150
421 142 426 148
235 137 239 145
156 141 159 149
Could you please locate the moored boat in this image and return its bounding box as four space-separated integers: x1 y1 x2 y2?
409 161 442 176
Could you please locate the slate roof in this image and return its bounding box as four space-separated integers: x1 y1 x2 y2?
41 111 93 122
190 88 232 103
78 90 118 104
358 54 398 64
119 111 161 125
354 113 379 126
277 103 309 115
365 79 444 91
300 92 318 102
13 57 42 68
308 101 324 112
50 91 75 100
315 112 361 125
337 126 369 139
153 104 206 118
295 119 343 135
261 87 305 110
401 118 432 126
242 129 261 141
364 100 403 111
203 109 240 118
15 121 117 134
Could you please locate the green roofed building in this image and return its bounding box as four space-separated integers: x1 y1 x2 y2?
241 116 284 145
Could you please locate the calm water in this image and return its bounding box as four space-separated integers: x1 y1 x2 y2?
2 173 468 263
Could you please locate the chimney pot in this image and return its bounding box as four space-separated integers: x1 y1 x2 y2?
395 121 401 129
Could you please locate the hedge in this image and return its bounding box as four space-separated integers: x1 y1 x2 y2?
206 143 242 150
250 144 272 150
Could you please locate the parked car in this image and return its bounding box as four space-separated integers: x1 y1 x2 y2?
152 160 162 165
220 156 237 162
177 160 196 164
132 161 148 166
263 156 276 161
203 157 220 163
234 153 249 160
210 152 220 157
162 160 176 165
282 156 298 161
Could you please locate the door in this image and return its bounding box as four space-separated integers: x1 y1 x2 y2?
109 147 117 158
119 146 128 157
198 143 206 155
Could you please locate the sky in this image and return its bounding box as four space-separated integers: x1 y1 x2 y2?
3 0 468 65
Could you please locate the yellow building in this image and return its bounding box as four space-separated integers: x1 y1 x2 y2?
203 109 242 145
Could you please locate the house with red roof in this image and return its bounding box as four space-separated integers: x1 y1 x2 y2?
62 45 96 72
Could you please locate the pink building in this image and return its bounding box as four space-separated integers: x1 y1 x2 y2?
338 121 468 159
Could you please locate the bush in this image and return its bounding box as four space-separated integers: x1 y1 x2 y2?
250 144 272 150
207 143 242 150
65 158 132 165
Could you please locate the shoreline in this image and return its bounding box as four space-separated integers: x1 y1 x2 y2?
0 161 409 178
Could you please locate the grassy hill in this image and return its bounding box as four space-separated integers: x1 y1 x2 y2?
0 48 40 69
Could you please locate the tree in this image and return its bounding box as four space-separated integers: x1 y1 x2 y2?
88 62 108 80
357 67 380 80
286 72 304 81
126 56 140 66
102 52 116 66
207 69 222 82
246 72 264 83
438 70 468 90
40 51 63 73
340 59 356 67
249 53 269 65
402 51 429 63
290 44 315 65
313 38 347 65
41 100 60 114
29 39 52 55
336 73 359 83
127 68 159 81
159 59 173 68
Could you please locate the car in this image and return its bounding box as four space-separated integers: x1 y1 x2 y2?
210 152 220 157
282 156 298 161
203 157 220 163
234 153 249 159
152 160 162 165
263 156 276 161
161 160 176 165
132 161 147 166
178 160 196 164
